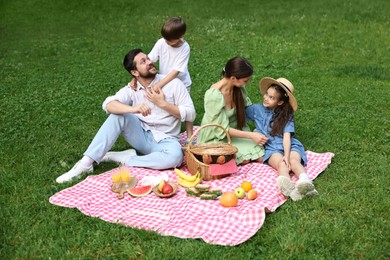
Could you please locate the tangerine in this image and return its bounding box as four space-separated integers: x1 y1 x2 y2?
241 181 253 192
220 191 238 207
247 189 258 200
111 173 121 183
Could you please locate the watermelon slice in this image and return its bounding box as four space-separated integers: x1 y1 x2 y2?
128 185 152 197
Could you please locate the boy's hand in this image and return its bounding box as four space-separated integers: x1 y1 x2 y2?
145 87 164 106
129 78 137 90
152 83 162 93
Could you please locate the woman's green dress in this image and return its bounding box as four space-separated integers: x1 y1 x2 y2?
197 88 265 164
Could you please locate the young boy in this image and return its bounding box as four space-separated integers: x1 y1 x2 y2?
141 17 194 141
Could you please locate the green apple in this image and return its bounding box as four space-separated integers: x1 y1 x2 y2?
234 187 246 199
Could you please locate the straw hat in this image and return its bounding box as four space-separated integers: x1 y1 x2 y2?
259 77 298 111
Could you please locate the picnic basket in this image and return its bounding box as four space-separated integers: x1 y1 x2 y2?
183 124 238 181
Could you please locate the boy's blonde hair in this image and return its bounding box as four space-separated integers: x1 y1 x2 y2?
161 17 186 41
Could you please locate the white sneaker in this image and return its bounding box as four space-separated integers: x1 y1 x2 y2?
297 179 315 195
101 149 136 164
276 176 295 197
289 188 304 201
56 161 93 183
306 189 319 196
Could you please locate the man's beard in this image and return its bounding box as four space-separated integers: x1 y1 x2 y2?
139 68 157 79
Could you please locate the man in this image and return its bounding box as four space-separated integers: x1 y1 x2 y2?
56 49 196 183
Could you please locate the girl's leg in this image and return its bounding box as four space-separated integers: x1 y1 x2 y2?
290 151 317 196
268 153 300 199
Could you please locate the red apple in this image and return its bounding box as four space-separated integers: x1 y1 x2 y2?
162 183 173 194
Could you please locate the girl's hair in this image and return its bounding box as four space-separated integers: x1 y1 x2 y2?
221 56 253 130
269 84 294 136
161 17 186 41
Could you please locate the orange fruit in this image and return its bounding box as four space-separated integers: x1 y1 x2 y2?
120 169 131 182
241 181 253 192
111 173 121 183
247 189 258 200
220 191 238 207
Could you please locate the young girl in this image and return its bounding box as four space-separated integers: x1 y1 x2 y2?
246 77 317 200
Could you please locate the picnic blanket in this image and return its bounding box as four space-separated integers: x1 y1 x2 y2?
49 150 334 246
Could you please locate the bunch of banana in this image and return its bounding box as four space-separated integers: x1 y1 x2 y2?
174 168 202 188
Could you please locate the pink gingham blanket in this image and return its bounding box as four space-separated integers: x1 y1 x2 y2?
49 150 334 246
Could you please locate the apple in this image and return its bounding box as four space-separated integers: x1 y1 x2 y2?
234 187 246 199
162 183 174 194
158 180 166 193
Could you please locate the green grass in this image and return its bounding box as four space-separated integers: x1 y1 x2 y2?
1 0 389 258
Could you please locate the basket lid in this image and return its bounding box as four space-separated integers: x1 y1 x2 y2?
189 143 238 156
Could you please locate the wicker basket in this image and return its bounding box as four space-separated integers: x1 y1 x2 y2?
183 124 238 181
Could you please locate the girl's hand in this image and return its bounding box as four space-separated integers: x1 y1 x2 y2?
251 132 268 146
282 155 291 170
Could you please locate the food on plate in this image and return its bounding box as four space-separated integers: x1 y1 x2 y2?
162 182 174 194
203 189 222 197
157 180 166 192
127 185 152 197
185 187 202 197
194 184 211 192
220 191 238 207
200 193 218 200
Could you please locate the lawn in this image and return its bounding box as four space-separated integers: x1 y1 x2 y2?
1 0 389 258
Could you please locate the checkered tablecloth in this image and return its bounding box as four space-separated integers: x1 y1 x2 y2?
49 151 334 246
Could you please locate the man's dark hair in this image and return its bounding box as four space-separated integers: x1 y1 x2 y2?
123 49 143 73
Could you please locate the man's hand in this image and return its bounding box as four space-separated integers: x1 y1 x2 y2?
134 103 151 116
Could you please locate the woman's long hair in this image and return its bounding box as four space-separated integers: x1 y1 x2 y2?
221 57 253 130
269 85 294 136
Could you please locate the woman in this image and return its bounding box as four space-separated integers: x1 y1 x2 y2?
197 57 268 164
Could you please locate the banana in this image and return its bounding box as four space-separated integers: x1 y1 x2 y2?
174 168 198 182
177 173 202 188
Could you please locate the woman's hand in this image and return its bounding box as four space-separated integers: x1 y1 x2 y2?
250 132 268 146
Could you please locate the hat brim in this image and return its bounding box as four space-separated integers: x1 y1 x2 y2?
259 77 298 111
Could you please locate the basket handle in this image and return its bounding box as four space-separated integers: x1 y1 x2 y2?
187 124 232 150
